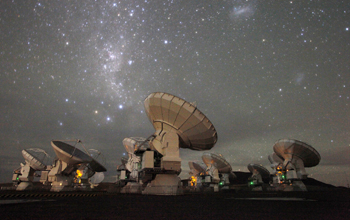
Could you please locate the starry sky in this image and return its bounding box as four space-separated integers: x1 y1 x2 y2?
1 0 349 186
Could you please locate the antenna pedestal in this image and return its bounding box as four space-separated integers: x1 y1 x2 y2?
294 159 308 179
19 163 35 182
284 158 308 180
142 174 183 195
286 170 298 180
277 180 307 191
15 163 35 191
16 182 33 191
126 154 141 181
48 160 74 192
143 132 183 195
251 173 263 184
50 175 74 192
207 165 220 183
120 182 142 194
159 132 181 172
291 180 307 191
210 183 219 192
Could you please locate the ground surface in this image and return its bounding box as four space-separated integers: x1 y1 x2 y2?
0 189 349 220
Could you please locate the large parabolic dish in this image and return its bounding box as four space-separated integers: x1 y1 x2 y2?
189 161 206 176
90 172 105 184
22 148 50 171
273 139 321 167
123 137 149 153
144 92 217 151
51 141 106 172
51 141 91 165
87 149 107 172
247 164 270 179
87 158 107 172
202 153 232 173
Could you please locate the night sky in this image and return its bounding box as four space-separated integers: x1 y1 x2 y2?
1 0 349 187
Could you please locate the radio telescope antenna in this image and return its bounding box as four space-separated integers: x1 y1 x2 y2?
116 156 128 185
120 137 153 194
202 153 232 192
189 161 206 176
273 139 320 180
123 137 151 181
48 140 107 191
188 161 206 190
142 92 217 195
248 164 270 179
13 148 51 191
75 149 107 189
247 163 270 190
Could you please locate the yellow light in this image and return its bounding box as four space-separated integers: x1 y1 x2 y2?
76 170 83 178
190 176 197 186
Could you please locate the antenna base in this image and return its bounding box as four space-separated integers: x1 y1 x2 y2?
142 174 183 195
16 182 33 191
